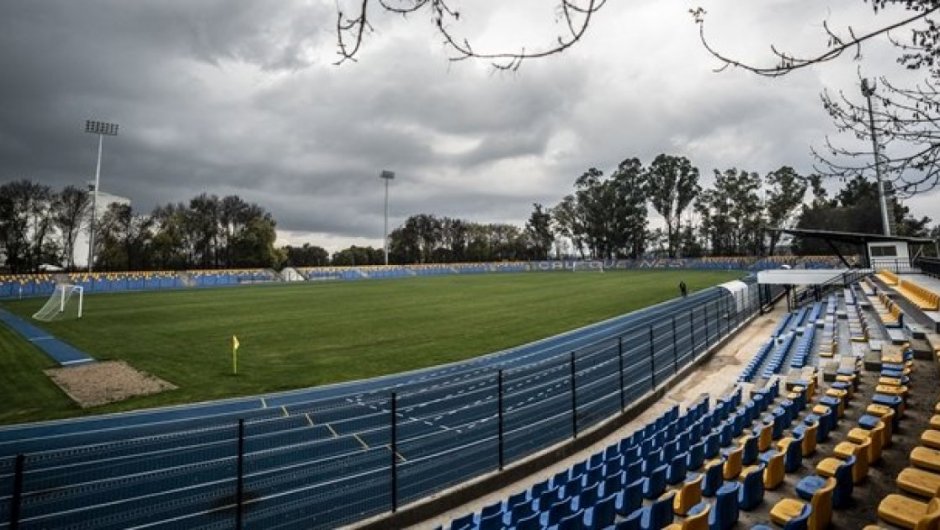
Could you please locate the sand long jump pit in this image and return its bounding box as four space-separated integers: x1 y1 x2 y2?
45 360 177 408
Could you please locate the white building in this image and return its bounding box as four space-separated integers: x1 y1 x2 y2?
71 190 131 268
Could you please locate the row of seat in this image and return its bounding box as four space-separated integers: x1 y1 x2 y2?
871 288 905 328
897 279 940 312
878 269 901 286
816 297 837 359
863 345 940 529
446 395 719 530
447 355 847 530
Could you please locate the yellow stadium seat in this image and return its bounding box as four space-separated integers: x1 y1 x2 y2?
723 445 743 480
878 495 940 530
673 473 703 515
922 430 940 450
834 440 870 483
801 422 819 456
912 447 940 473
763 450 785 490
897 467 940 498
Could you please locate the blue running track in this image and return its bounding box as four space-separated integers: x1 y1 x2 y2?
0 309 94 366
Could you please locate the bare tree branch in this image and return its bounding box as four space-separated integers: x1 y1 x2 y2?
690 3 940 77
334 0 606 70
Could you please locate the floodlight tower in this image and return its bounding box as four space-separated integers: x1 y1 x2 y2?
860 79 892 236
380 170 395 265
84 120 119 272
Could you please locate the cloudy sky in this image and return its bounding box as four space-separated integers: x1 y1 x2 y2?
1 0 937 252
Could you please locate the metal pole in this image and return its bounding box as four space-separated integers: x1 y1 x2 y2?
569 352 578 438
704 303 711 346
383 176 390 265
671 315 678 374
648 325 656 389
10 454 24 530
236 419 244 530
617 337 625 411
862 78 892 236
497 370 504 470
87 133 103 272
391 392 398 512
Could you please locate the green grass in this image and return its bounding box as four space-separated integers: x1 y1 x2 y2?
0 270 741 424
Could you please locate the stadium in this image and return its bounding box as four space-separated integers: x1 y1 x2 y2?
7 1 940 529
0 246 938 529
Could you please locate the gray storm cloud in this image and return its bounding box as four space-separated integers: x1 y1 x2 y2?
1 0 937 250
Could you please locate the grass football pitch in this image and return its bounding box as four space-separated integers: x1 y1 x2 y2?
0 270 742 425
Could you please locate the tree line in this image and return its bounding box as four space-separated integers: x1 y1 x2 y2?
287 154 936 267
0 180 280 273
3 156 937 272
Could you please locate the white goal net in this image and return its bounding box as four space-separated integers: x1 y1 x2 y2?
33 284 84 322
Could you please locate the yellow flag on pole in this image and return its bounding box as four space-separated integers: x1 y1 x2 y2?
232 335 240 375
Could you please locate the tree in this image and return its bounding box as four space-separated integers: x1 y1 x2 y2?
283 244 330 267
150 203 190 269
696 168 763 255
96 203 154 270
219 195 248 268
645 154 700 258
794 175 931 253
693 2 940 195
551 194 587 259
230 215 280 268
525 203 554 260
0 180 52 273
574 168 615 258
814 76 940 196
764 167 809 254
334 0 605 70
331 245 383 266
188 193 220 268
53 186 90 269
609 157 649 259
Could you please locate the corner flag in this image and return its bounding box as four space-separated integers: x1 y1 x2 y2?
232 335 240 375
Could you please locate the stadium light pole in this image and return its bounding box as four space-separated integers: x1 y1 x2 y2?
860 79 892 236
380 170 395 265
84 120 119 272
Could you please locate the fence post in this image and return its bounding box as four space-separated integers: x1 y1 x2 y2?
236 419 244 530
671 315 678 374
391 392 398 512
617 337 625 411
570 352 578 438
704 303 711 346
498 370 505 471
718 297 725 337
10 454 24 530
648 325 656 390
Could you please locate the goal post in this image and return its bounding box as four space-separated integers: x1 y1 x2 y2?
33 284 83 322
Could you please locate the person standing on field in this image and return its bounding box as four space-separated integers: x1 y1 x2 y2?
679 281 688 298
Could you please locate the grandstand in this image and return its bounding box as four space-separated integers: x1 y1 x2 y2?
3 255 940 529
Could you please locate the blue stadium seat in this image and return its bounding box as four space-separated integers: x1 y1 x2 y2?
624 491 675 530
583 493 617 530
557 508 585 530
643 465 668 499
737 463 765 510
